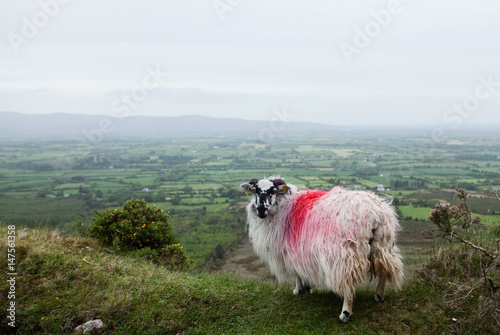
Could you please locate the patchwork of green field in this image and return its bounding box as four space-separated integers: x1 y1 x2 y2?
1 129 499 268
399 204 499 223
398 205 433 220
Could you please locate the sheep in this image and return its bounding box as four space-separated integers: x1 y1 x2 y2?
240 176 404 324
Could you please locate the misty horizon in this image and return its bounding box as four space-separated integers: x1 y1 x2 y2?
1 1 499 127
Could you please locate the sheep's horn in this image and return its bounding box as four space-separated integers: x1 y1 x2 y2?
273 179 287 187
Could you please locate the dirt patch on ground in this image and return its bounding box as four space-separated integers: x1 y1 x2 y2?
217 235 277 283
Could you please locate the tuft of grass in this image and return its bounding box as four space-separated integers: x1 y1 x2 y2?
0 225 461 334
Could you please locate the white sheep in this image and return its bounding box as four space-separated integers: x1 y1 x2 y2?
240 176 404 324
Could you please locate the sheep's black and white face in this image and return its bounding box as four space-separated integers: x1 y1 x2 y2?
240 178 289 219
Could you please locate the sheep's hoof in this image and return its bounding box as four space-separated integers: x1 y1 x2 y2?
375 293 384 303
337 311 350 324
293 287 311 295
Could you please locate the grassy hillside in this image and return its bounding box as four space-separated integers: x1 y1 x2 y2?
0 225 464 335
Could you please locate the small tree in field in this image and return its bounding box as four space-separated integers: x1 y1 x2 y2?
86 198 190 270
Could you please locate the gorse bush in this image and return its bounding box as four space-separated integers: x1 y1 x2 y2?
88 198 174 250
86 198 190 270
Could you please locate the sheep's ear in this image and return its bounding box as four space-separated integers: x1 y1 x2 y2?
273 178 289 195
240 183 255 194
275 184 289 195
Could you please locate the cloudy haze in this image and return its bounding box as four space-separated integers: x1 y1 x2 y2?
1 0 499 127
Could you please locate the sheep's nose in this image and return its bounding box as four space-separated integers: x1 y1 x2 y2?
257 205 268 218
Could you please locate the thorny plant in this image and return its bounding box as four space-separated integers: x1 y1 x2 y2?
424 188 499 259
421 188 500 332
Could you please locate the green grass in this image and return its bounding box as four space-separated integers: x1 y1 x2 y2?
417 229 500 334
180 225 242 268
0 226 456 335
89 181 131 192
125 176 158 186
54 183 89 190
0 198 85 226
398 206 433 220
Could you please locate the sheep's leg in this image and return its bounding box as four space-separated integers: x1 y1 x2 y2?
375 273 387 302
293 277 311 295
293 277 302 295
337 295 353 324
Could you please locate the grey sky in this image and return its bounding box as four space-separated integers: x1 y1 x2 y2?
1 0 499 126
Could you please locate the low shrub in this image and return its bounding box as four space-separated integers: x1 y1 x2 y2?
86 198 190 270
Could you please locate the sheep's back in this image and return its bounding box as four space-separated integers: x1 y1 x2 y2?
282 187 398 292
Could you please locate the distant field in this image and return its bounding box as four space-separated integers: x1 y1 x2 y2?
398 205 433 220
398 205 500 224
1 130 499 268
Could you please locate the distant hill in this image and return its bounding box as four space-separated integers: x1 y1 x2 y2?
0 112 340 140
3 111 498 141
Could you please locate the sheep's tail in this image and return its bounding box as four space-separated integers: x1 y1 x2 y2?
369 204 404 289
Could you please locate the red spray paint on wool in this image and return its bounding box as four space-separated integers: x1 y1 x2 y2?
287 190 328 247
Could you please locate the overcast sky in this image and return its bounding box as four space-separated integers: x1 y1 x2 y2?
1 0 499 127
